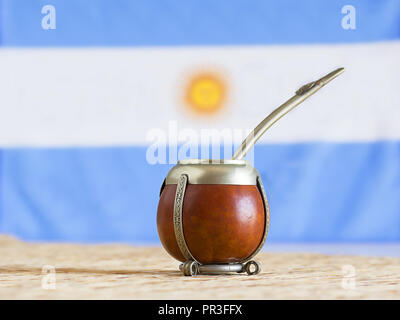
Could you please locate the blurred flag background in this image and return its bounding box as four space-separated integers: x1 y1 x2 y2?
0 0 399 251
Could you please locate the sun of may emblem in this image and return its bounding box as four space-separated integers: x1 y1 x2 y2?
183 71 227 115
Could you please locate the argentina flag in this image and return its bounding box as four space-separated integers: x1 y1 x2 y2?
0 0 399 251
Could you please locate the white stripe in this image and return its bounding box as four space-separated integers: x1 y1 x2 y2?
0 42 399 147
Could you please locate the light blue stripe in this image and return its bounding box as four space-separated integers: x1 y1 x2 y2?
1 0 400 47
0 0 3 46
1 141 399 243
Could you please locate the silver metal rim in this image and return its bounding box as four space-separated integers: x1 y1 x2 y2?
166 160 260 185
178 159 248 165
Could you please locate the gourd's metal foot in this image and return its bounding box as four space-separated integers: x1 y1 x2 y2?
179 260 261 276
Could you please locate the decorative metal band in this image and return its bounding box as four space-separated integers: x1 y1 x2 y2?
243 175 270 262
173 174 195 261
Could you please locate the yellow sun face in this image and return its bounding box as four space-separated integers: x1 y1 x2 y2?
184 72 227 115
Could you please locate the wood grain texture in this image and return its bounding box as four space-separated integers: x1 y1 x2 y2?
157 184 265 263
0 235 399 300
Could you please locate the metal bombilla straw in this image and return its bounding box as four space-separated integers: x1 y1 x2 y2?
177 68 345 276
232 67 345 160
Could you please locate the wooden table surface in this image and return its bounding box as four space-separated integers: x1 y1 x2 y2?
1 235 399 299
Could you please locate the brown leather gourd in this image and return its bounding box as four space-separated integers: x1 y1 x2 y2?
157 163 268 264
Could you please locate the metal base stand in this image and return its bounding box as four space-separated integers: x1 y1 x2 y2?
179 260 261 276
